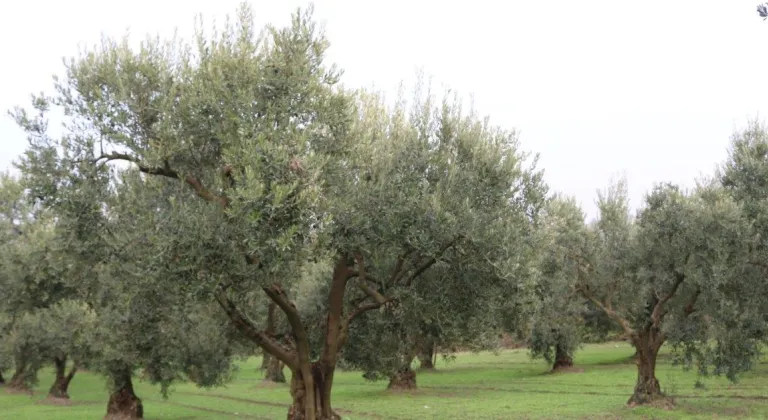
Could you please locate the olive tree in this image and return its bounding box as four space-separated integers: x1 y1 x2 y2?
717 121 768 363
83 173 241 419
13 4 545 419
340 263 511 390
528 195 589 371
37 300 97 399
12 148 241 418
321 77 545 391
15 4 328 416
0 174 76 392
572 178 756 406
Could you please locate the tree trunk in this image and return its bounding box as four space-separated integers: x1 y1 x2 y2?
627 331 669 406
418 342 435 370
105 371 143 420
7 364 30 392
552 343 574 371
261 353 271 370
287 362 339 420
262 302 278 371
48 356 77 399
0 369 5 385
265 354 286 383
387 365 417 390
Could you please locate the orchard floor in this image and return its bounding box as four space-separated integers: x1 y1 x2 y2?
3 342 768 419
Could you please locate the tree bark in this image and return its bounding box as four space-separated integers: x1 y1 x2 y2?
104 370 143 420
218 254 382 420
261 302 278 371
261 353 272 370
288 362 339 420
627 330 668 406
0 369 5 385
387 365 417 390
552 343 574 371
7 363 30 392
418 342 435 370
265 355 286 383
48 356 77 399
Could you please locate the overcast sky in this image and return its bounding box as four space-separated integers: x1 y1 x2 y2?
1 0 767 218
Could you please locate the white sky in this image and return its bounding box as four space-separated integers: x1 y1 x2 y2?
1 0 767 218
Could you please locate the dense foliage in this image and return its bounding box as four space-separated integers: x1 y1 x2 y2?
2 3 768 420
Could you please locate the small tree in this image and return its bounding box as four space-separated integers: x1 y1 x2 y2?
529 195 589 371
0 174 75 392
0 311 50 392
39 300 97 400
340 264 510 390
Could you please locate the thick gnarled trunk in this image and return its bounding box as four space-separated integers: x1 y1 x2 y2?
216 254 390 420
48 356 77 399
387 365 417 390
628 330 668 406
552 343 574 371
7 361 31 392
105 371 143 419
288 363 339 420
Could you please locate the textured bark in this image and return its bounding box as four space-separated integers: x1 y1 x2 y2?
265 355 286 383
261 353 272 370
418 342 435 370
47 356 77 399
7 365 30 392
104 371 143 419
262 302 278 371
387 366 417 390
552 344 574 371
627 331 669 406
288 363 339 420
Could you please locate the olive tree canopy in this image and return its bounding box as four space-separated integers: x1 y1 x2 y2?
12 4 546 419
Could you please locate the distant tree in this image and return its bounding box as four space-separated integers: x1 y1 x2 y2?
573 179 757 406
528 195 589 372
340 263 512 390
0 311 50 392
260 303 287 383
0 174 76 392
11 152 241 418
38 300 97 400
718 121 768 368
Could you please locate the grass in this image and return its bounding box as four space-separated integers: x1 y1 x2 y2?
3 341 768 419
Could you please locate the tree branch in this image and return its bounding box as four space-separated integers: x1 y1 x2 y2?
388 250 413 286
576 285 635 338
347 299 392 323
94 152 229 207
403 235 463 287
348 270 388 305
213 285 299 370
262 284 305 343
650 271 685 327
683 288 701 317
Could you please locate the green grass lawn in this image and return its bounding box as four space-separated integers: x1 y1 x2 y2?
3 341 768 419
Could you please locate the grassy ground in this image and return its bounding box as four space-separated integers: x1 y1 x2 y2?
2 341 768 419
